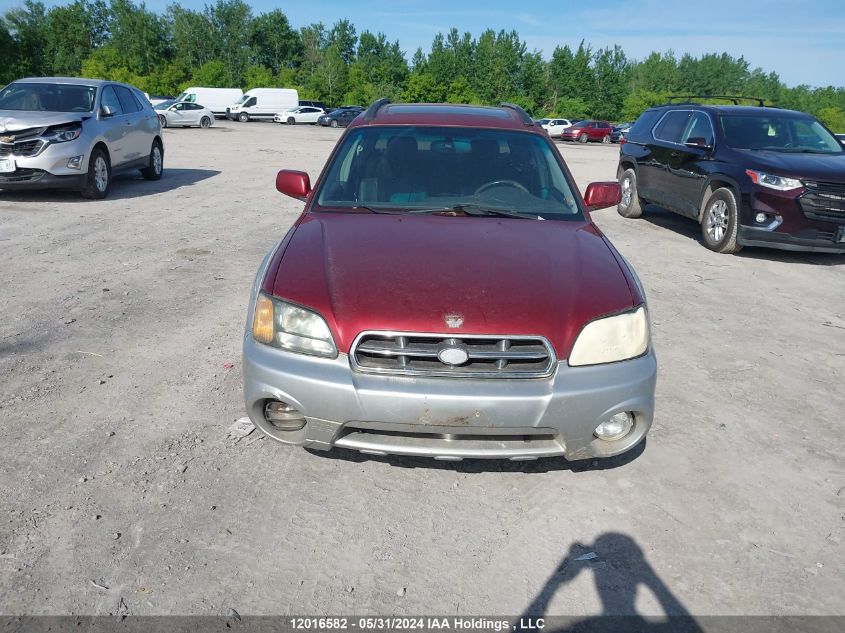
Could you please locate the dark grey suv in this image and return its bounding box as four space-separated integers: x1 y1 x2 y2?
617 98 845 254
0 77 164 199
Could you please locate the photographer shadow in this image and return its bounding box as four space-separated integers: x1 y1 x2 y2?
518 533 703 633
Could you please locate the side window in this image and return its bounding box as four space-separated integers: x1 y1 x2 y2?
185 94 196 103
100 86 124 116
653 110 692 143
247 97 257 106
115 86 141 114
682 112 714 146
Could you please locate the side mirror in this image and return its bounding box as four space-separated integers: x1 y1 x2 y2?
684 137 712 150
583 181 622 211
101 105 115 117
170 105 178 111
276 169 311 201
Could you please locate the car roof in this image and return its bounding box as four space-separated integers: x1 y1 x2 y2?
650 103 812 118
348 102 540 131
14 77 116 88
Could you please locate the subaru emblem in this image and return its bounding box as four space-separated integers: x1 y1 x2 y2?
444 314 464 328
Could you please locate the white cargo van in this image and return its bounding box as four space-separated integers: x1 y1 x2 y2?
226 88 299 122
175 87 243 116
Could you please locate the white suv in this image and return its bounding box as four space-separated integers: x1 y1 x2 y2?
0 77 164 199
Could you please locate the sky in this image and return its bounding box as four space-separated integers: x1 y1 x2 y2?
18 0 845 88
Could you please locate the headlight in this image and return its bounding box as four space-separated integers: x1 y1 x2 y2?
49 124 82 142
569 306 649 367
252 293 337 357
745 169 802 191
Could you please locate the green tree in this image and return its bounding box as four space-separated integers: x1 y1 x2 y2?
620 89 669 121
243 64 275 91
190 59 231 87
816 107 845 133
402 72 442 102
327 18 356 65
312 45 347 104
108 0 168 75
205 0 253 85
250 9 300 74
167 5 215 71
591 45 630 120
4 0 48 77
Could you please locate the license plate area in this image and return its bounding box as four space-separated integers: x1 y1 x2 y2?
0 158 16 173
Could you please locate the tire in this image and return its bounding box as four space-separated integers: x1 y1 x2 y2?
80 147 110 199
579 133 589 143
287 116 295 125
140 140 163 181
200 116 211 128
238 112 249 122
330 119 339 128
701 187 743 254
602 134 611 144
617 168 644 219
158 114 167 128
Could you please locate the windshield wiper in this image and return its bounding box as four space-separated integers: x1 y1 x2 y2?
406 204 541 220
351 204 394 214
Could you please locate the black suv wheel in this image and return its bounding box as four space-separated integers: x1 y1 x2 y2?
701 188 742 254
617 168 644 218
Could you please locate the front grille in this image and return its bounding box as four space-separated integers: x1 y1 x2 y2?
800 180 845 223
0 140 44 157
351 332 555 378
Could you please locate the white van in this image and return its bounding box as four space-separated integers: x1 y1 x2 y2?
226 88 299 122
176 87 243 117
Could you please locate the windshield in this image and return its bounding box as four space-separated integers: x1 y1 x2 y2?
0 82 97 112
720 114 843 154
154 100 176 110
315 126 583 220
536 119 550 125
234 95 249 105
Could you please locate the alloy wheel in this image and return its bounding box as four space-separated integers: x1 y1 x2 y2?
621 176 633 208
94 156 108 192
152 146 162 175
706 199 729 242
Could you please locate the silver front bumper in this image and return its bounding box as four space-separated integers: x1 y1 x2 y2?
242 335 656 461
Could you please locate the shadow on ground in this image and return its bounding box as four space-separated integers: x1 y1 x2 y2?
0 168 220 204
640 205 844 266
306 437 646 473
517 532 704 632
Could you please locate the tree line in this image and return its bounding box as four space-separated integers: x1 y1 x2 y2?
2 0 844 130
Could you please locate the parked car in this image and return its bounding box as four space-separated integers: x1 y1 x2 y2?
541 118 575 138
155 101 214 128
610 121 633 143
273 106 326 125
226 88 298 122
0 77 163 199
317 106 364 128
147 94 175 107
617 99 845 254
561 120 613 143
837 133 845 145
175 87 243 117
243 100 656 462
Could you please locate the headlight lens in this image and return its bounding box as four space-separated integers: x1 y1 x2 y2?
252 293 337 357
49 124 82 142
745 169 802 191
569 306 649 367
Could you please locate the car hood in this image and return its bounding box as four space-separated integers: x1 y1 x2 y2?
0 111 89 133
268 212 637 358
739 149 845 182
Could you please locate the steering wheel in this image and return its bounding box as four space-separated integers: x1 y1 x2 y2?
474 179 530 195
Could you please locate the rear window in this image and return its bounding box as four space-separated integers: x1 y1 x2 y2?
315 126 583 220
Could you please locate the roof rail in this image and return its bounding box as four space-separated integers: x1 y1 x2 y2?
499 102 535 125
666 95 765 107
363 98 391 120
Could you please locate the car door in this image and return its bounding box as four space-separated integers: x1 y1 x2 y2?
647 110 696 213
114 85 148 161
98 85 129 166
547 119 563 137
187 103 205 125
668 111 716 218
302 107 321 123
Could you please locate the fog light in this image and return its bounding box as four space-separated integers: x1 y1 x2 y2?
755 212 767 224
67 155 83 170
264 400 306 431
595 412 634 441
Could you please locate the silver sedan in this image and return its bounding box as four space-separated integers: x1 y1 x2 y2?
155 101 214 128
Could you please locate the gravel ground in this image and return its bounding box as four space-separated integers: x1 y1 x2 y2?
0 121 843 618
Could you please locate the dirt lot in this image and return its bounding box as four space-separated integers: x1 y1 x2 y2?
0 121 843 619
